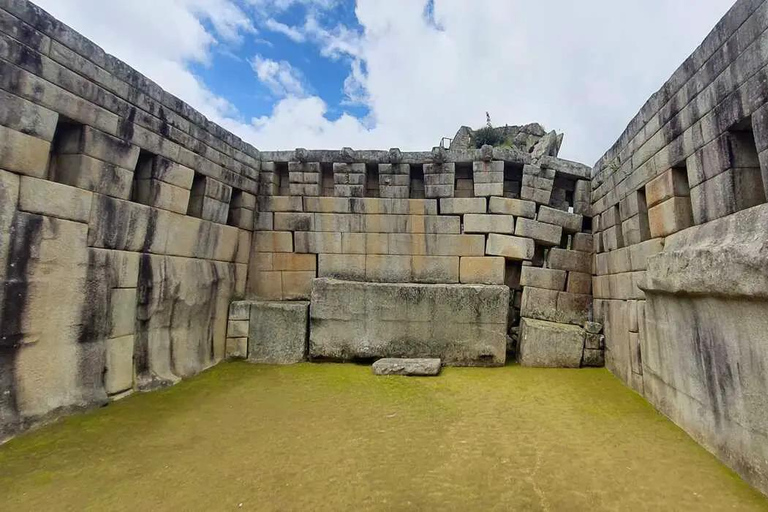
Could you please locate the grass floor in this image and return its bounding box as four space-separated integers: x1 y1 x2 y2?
0 362 766 511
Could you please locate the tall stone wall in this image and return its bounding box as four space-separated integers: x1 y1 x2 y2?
0 0 259 440
247 146 598 368
591 0 768 495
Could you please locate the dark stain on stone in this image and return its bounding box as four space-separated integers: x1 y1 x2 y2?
77 249 112 344
17 45 43 75
142 207 158 253
0 214 43 438
1 213 42 348
118 106 136 141
690 305 734 427
134 253 154 380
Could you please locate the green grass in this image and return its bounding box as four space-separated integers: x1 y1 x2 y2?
1 362 765 511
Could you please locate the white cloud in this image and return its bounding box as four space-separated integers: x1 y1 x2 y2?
31 0 733 165
250 55 308 97
265 18 306 42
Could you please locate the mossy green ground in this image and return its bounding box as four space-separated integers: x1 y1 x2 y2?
1 362 766 511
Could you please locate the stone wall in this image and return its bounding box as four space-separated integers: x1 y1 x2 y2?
591 0 768 494
246 146 598 367
0 0 258 440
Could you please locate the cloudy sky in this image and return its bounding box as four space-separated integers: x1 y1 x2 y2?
33 0 733 165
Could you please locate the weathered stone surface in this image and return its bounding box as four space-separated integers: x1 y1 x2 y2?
514 218 562 246
439 197 486 214
18 176 93 223
646 167 690 208
372 358 441 376
518 318 584 368
520 266 566 291
104 335 134 395
249 301 309 364
0 125 51 178
648 197 693 238
537 206 583 233
486 234 535 260
463 214 515 234
53 154 134 199
645 203 768 298
489 196 536 218
134 255 236 388
547 248 591 274
459 257 505 285
310 279 508 366
520 287 592 326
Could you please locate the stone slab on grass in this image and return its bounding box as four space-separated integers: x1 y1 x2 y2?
249 301 309 364
518 318 585 368
372 358 442 376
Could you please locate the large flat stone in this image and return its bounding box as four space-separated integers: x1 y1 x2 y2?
310 279 508 366
249 301 309 364
518 318 585 368
372 358 441 376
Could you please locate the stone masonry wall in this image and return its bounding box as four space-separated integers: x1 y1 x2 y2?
246 145 598 368
591 0 768 495
0 0 259 440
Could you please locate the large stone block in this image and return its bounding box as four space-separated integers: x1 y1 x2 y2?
0 125 51 178
439 197 487 214
459 257 505 285
59 125 139 170
646 167 690 208
388 233 485 256
547 248 591 274
255 231 293 253
648 196 693 237
411 256 459 284
463 214 515 234
520 266 566 291
520 287 592 326
249 301 309 364
53 154 133 199
318 254 366 281
104 335 135 395
309 279 508 366
0 89 58 141
537 206 583 233
485 234 535 260
489 196 536 218
18 176 93 223
514 218 562 246
518 318 585 368
133 179 190 215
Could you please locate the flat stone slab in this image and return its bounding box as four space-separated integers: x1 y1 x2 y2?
372 358 442 376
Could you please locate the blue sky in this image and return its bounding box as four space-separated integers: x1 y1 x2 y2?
33 0 734 164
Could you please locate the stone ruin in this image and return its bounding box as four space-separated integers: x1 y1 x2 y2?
0 0 766 498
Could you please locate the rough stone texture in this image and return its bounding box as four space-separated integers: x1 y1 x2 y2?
459 257 505 285
485 234 535 261
248 301 309 364
520 287 592 326
488 196 536 218
518 318 585 368
519 266 566 291
372 358 441 376
309 279 508 366
463 214 515 234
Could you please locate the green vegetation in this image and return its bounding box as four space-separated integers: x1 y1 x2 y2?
1 363 765 511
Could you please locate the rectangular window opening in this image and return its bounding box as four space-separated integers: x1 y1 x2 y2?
187 172 207 217
47 118 84 181
410 164 425 199
503 162 523 199
276 162 290 196
729 119 766 211
320 163 334 197
454 162 473 198
365 163 380 198
131 149 156 205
